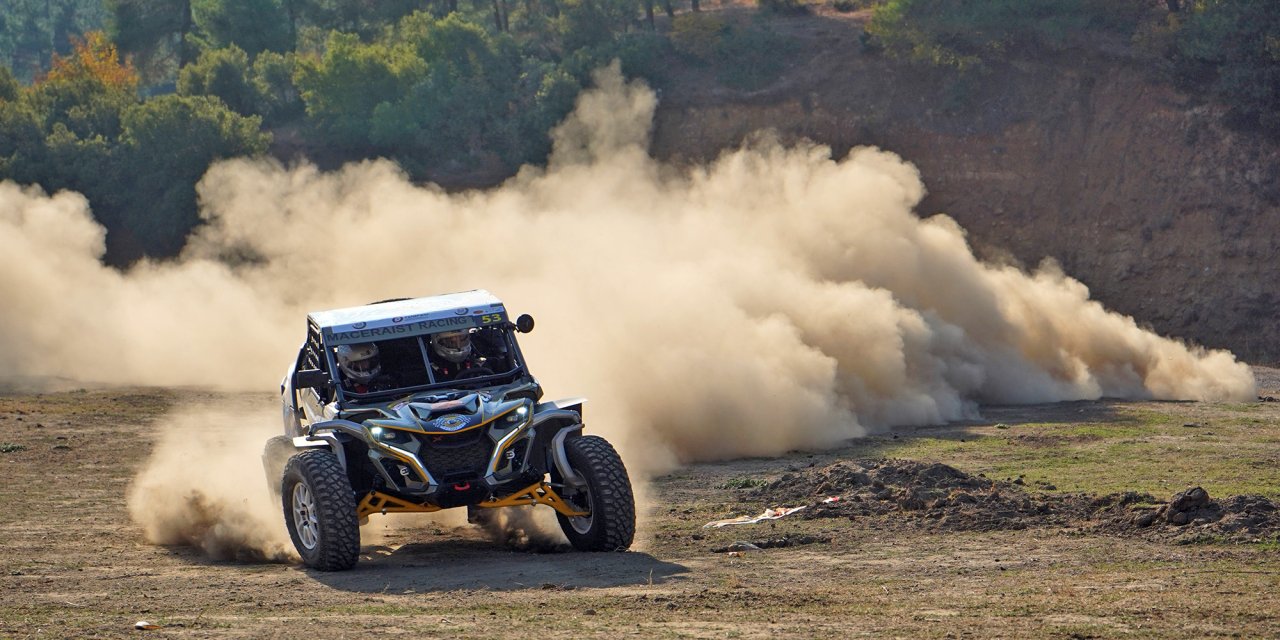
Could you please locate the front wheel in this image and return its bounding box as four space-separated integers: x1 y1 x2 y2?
555 435 635 551
282 449 360 571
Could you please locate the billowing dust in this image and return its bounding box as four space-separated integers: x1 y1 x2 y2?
126 405 296 562
0 64 1257 560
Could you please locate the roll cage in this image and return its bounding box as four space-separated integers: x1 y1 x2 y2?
294 319 534 406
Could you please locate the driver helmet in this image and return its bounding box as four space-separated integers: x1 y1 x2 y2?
431 330 473 363
336 343 381 384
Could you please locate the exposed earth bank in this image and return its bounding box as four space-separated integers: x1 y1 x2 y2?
648 9 1279 364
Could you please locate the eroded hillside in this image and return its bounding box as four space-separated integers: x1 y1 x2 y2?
650 10 1279 364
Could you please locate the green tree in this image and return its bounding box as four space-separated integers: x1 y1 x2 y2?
251 49 302 124
1175 0 1280 134
0 94 47 177
177 45 257 115
293 0 431 39
294 31 425 149
373 13 524 164
0 0 106 82
24 32 138 140
554 0 621 52
191 0 293 55
106 0 194 83
1 33 270 263
118 94 269 256
0 65 19 101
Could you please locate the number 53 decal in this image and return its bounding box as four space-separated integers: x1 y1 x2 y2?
480 313 504 324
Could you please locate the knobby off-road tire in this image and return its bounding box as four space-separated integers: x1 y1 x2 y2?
262 435 295 502
282 449 360 571
556 435 635 551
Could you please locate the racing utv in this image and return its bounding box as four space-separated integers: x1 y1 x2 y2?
267 290 635 571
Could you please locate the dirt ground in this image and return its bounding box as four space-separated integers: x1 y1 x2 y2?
2 371 1279 638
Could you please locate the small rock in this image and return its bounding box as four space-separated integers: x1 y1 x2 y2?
584 609 596 616
1170 487 1210 512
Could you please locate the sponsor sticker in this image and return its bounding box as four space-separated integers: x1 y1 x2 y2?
435 414 468 431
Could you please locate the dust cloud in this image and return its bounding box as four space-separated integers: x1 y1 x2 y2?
126 404 295 562
0 63 1256 552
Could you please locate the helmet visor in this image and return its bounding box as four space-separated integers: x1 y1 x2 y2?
435 332 469 350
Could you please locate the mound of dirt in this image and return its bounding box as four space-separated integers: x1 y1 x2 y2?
747 460 1280 542
1094 488 1280 542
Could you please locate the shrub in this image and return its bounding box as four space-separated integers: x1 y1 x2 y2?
671 14 728 63
832 0 861 13
716 23 796 90
758 0 809 15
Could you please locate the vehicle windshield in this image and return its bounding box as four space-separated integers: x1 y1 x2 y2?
329 326 521 401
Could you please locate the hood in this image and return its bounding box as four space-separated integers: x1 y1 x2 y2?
357 389 528 435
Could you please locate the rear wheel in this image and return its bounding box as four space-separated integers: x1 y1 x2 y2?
555 435 635 551
282 449 360 571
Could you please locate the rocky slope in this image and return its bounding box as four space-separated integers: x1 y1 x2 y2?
650 10 1280 364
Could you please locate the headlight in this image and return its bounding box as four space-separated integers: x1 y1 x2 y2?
369 426 405 443
504 403 531 425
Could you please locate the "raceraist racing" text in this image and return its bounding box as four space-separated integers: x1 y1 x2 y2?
325 316 475 343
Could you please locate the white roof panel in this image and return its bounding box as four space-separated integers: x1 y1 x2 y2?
309 289 508 345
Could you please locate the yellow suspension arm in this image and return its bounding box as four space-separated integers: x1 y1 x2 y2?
356 481 587 521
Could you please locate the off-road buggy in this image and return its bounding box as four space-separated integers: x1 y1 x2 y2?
266 290 635 571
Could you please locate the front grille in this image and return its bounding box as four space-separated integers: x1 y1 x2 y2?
415 429 493 483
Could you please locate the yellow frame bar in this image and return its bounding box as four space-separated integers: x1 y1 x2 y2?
357 491 443 519
356 482 588 520
481 481 588 516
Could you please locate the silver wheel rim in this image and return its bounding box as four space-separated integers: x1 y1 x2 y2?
566 483 594 534
292 482 320 550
